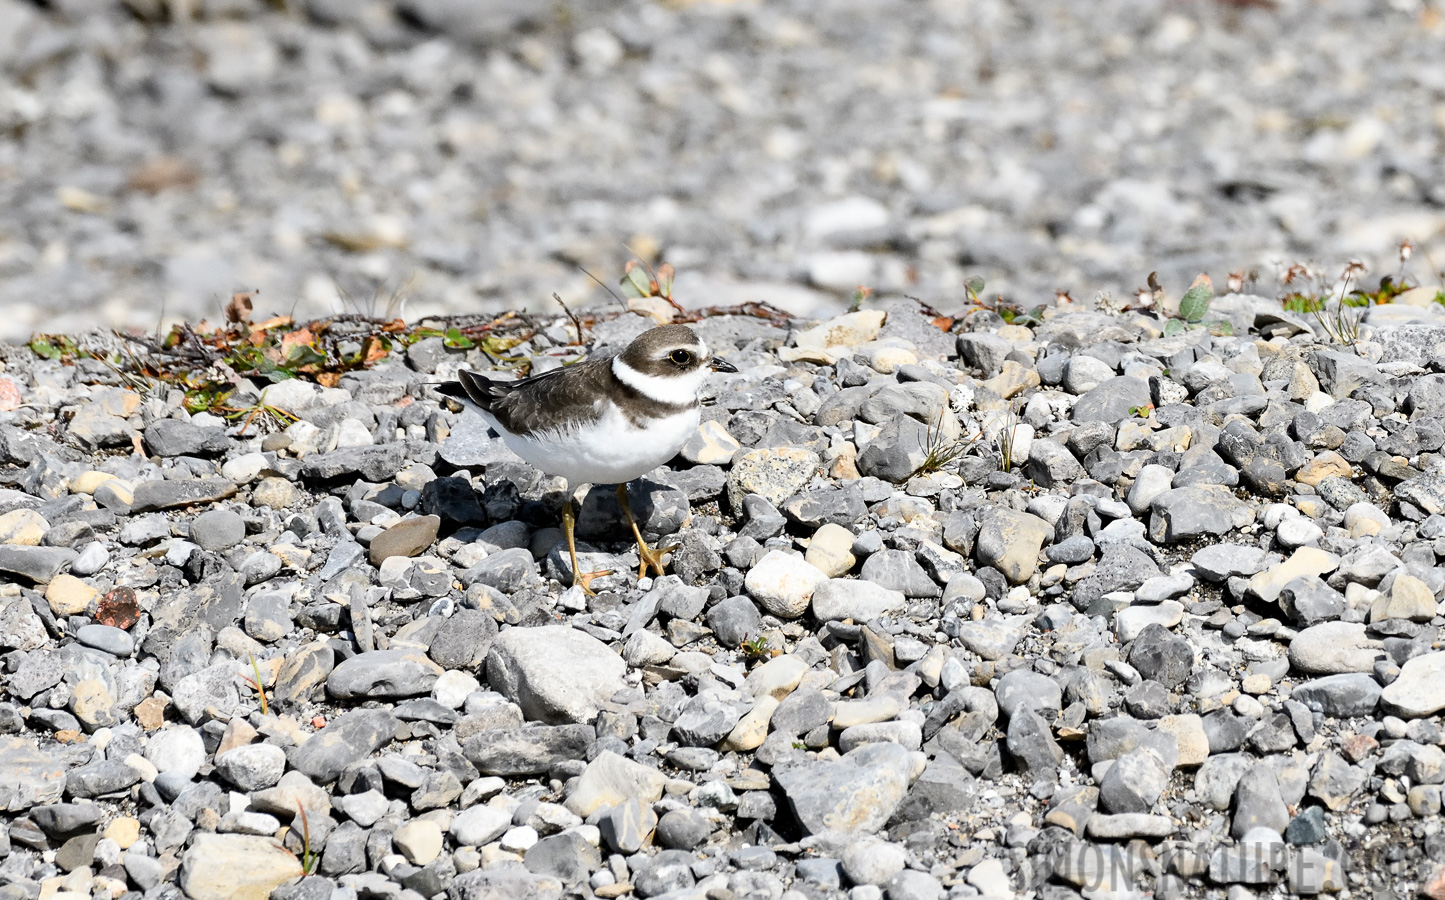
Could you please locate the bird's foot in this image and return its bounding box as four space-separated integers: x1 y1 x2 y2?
572 568 614 596
634 540 678 580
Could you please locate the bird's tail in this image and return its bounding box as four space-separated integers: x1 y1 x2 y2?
435 369 500 411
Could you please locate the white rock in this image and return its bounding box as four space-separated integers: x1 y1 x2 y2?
215 743 286 791
564 750 669 818
1288 621 1384 674
450 803 514 847
1381 652 1445 718
433 670 479 709
841 839 908 886
1115 601 1184 642
485 626 626 724
1127 464 1175 516
220 453 269 483
334 418 375 448
144 726 207 780
811 578 907 622
745 550 828 619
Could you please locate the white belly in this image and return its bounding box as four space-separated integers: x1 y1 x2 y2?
483 404 700 486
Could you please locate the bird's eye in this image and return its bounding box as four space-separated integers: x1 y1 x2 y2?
669 349 693 365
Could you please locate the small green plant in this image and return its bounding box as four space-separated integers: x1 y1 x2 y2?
442 326 474 349
741 635 772 661
1310 261 1367 345
912 413 979 478
1128 404 1154 418
297 802 317 874
849 285 873 313
962 276 1022 322
29 334 86 362
1163 274 1233 337
241 653 269 717
998 402 1022 473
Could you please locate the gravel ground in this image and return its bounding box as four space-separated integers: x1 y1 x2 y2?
2 0 1444 342
6 292 1445 900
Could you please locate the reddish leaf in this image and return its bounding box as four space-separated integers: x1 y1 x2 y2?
97 586 140 630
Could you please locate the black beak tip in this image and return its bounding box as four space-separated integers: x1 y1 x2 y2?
709 357 739 373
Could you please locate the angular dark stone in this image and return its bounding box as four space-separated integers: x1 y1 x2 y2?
130 479 238 513
143 419 231 457
0 545 77 583
287 709 400 784
419 476 486 531
461 724 594 776
300 443 408 482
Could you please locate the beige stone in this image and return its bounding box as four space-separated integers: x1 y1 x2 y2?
745 654 808 700
721 696 779 752
828 443 861 480
1344 502 1389 538
832 696 899 729
564 751 668 818
792 310 886 351
1295 451 1353 487
45 574 99 617
975 508 1051 584
1371 573 1438 623
1114 420 1154 452
392 819 443 866
252 477 298 509
681 420 741 465
70 471 119 495
369 515 441 565
982 359 1040 400
1146 426 1192 453
1247 547 1338 604
70 679 118 730
0 509 49 545
1241 674 1271 695
1158 714 1209 766
105 816 141 849
133 697 167 731
626 296 677 325
179 834 302 900
860 344 918 373
805 523 856 577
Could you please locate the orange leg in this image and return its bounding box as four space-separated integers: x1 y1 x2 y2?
562 498 611 594
617 483 677 579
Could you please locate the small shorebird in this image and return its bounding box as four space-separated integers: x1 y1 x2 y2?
439 324 737 592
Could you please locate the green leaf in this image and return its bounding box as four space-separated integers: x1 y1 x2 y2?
1163 318 1185 337
443 327 474 350
284 343 327 370
1206 319 1234 336
1178 274 1213 323
965 276 986 297
29 338 60 360
621 266 652 299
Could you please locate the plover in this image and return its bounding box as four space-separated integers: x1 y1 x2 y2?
438 324 737 592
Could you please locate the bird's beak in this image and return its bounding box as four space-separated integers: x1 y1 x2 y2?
709 357 738 373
